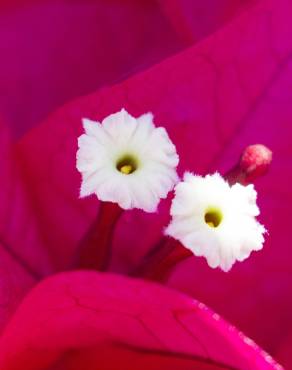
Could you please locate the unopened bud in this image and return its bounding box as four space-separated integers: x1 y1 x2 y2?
225 144 272 185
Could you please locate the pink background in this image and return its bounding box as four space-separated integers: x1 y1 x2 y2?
0 1 290 369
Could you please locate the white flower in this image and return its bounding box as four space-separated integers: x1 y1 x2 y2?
76 108 179 212
165 172 265 271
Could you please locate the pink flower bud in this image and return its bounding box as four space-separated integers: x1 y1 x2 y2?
240 144 273 182
225 144 272 185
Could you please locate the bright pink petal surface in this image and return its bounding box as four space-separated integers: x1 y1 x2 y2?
0 271 280 370
159 0 254 43
0 120 53 332
0 0 183 138
13 0 292 367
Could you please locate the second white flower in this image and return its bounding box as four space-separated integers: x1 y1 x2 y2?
165 172 266 271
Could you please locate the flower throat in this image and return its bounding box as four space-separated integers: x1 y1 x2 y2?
116 155 138 175
204 207 223 228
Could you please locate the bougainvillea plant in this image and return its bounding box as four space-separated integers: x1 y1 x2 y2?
0 0 291 369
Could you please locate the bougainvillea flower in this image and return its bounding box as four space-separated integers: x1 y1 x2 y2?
0 0 291 369
77 109 179 212
165 172 265 271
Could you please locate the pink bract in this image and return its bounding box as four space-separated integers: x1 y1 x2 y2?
0 272 279 370
0 0 290 368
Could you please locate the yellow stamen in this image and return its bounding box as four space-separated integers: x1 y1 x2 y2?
116 154 138 175
207 221 215 228
120 165 133 175
204 207 223 228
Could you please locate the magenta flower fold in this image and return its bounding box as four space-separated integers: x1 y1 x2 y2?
0 0 291 369
0 272 280 370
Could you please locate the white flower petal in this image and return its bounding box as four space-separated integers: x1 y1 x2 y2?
165 172 266 271
77 108 179 212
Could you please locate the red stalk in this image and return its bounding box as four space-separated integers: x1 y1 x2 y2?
77 202 123 271
132 237 192 281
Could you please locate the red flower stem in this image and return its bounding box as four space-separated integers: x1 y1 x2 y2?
224 165 247 185
132 237 192 282
77 202 123 271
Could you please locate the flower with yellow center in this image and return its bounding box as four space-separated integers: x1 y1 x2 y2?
76 109 179 212
165 172 266 271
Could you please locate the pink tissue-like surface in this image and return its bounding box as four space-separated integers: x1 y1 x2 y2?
0 0 290 368
158 0 255 43
0 0 183 137
0 272 279 370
